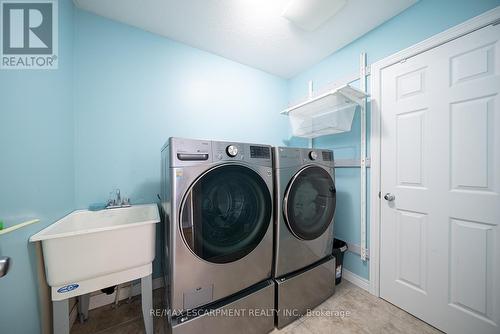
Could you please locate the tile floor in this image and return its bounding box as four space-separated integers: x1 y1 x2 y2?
71 280 442 334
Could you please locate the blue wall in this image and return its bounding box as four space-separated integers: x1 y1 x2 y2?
72 10 289 277
1 0 499 332
72 10 289 209
288 0 500 279
0 1 74 333
0 4 289 333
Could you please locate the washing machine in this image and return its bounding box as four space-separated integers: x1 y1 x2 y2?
273 146 337 328
161 137 275 333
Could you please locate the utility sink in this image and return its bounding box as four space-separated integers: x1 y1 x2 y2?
30 204 160 301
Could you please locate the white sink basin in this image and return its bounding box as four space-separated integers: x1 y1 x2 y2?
30 204 160 301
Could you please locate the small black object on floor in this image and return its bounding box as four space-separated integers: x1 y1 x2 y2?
333 239 348 285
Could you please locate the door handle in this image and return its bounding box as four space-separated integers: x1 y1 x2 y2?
384 193 395 201
0 256 11 278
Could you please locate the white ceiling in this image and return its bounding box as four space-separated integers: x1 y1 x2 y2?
74 0 418 78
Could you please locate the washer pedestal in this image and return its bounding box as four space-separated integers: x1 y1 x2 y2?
275 256 335 329
170 280 275 334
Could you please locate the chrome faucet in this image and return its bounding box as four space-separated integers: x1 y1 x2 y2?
106 189 131 209
0 256 10 278
116 189 121 205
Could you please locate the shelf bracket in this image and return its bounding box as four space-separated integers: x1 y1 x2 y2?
360 52 368 262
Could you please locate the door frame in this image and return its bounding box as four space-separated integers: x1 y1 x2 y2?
369 6 500 297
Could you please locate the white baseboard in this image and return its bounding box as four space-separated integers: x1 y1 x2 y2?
342 269 371 293
88 277 164 310
86 272 370 310
85 271 369 310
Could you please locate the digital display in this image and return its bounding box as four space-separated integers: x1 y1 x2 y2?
322 151 333 161
250 146 271 159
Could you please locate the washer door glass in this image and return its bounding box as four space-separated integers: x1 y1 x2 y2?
284 166 336 240
180 165 272 264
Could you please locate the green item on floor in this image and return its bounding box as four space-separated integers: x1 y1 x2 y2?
0 220 3 230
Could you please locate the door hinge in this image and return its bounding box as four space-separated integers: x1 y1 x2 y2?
378 191 381 199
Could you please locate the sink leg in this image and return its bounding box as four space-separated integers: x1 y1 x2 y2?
78 293 90 323
53 299 69 334
141 274 153 334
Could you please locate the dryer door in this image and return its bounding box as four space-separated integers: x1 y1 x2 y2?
284 166 336 240
180 164 272 264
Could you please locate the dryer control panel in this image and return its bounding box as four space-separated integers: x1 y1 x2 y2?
273 147 334 168
305 149 333 164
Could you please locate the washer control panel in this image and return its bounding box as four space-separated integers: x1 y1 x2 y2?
250 145 271 159
226 145 238 157
212 141 272 167
168 138 272 167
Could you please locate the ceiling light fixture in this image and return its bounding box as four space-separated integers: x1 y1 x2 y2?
282 0 348 32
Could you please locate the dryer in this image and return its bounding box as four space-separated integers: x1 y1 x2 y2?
161 138 275 326
273 146 337 328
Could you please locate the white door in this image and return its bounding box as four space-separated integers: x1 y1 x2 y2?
380 23 500 334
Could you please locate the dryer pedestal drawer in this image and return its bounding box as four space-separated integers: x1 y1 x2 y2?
275 256 335 329
170 280 275 334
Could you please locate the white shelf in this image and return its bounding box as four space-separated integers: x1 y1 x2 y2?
282 84 368 138
0 219 39 235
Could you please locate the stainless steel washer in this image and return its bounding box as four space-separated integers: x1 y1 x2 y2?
273 146 337 328
161 138 274 315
